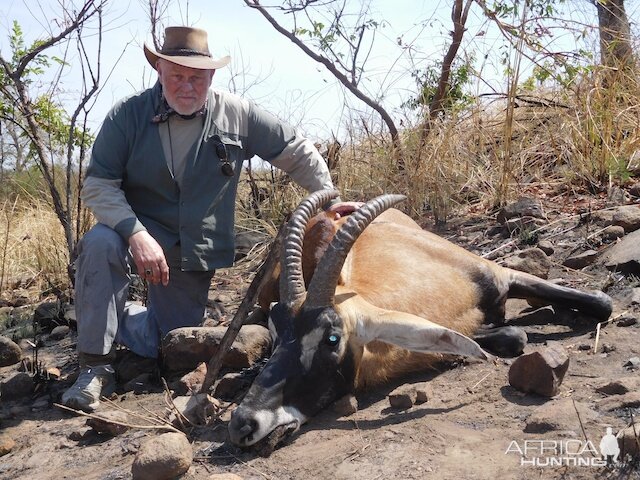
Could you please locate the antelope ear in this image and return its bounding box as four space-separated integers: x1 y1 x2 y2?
352 305 490 360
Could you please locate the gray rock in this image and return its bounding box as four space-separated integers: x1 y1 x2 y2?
33 301 63 331
131 432 192 480
624 357 640 370
563 250 599 270
0 372 34 400
86 411 130 436
497 197 545 224
617 316 638 327
524 399 597 433
508 346 569 397
537 240 554 256
601 225 625 241
0 335 22 367
49 325 70 340
502 248 552 279
611 205 640 232
602 229 640 273
162 325 271 373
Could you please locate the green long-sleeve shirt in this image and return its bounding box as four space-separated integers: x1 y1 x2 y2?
82 82 334 271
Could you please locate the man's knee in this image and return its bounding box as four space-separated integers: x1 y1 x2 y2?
78 224 127 258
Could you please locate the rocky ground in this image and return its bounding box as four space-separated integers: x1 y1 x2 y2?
1 187 640 480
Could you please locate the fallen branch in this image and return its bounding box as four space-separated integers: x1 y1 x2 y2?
54 402 183 434
199 222 286 394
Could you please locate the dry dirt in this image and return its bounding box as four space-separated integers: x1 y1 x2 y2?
1 190 640 480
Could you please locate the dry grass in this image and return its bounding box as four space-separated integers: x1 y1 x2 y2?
0 198 70 301
1 69 638 295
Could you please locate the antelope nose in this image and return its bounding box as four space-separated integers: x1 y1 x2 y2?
228 410 259 446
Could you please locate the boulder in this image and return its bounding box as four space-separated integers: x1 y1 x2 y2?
0 372 34 400
162 325 271 373
33 301 64 331
603 229 640 274
502 248 552 279
562 250 598 270
508 346 569 397
131 432 192 480
537 240 554 256
611 205 640 232
0 335 22 367
497 197 545 224
601 225 625 241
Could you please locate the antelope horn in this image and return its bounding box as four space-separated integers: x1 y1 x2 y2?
305 194 407 308
280 189 341 311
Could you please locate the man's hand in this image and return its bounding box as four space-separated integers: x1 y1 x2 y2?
129 231 169 286
326 201 364 220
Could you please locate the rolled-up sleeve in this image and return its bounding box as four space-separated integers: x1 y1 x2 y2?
82 105 146 239
244 103 335 194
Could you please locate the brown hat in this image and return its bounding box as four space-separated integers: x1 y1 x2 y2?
144 26 230 70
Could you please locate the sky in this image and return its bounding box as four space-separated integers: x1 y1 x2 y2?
0 0 638 143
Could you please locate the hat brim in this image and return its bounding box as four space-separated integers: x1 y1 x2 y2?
144 42 230 70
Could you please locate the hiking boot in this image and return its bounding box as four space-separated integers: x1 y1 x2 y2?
61 364 116 412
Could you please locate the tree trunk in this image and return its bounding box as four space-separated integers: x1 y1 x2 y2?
596 0 634 70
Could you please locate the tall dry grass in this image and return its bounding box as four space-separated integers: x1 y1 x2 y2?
0 198 70 301
2 67 638 295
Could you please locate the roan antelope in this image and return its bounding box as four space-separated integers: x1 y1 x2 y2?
228 190 613 449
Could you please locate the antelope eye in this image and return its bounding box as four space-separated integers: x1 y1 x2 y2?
326 334 340 347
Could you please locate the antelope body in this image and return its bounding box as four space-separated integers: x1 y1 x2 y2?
228 190 612 448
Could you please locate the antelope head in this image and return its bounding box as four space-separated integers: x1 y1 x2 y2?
228 190 488 449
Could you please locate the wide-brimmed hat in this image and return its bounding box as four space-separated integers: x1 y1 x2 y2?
144 26 230 70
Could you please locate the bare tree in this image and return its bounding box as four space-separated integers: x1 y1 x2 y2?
0 1 105 278
242 0 402 155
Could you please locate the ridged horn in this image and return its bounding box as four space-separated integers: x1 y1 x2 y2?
304 194 407 308
280 189 341 311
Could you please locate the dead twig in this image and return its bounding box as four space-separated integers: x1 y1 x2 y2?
54 403 183 434
572 399 592 455
161 377 190 431
593 310 628 353
200 222 286 394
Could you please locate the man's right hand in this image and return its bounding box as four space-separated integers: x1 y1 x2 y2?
129 231 169 286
